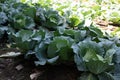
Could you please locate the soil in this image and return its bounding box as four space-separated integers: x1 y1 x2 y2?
0 58 80 80
0 58 31 80
94 19 119 32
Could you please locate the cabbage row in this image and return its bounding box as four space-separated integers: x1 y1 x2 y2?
0 0 120 80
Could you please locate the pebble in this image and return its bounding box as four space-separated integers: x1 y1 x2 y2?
30 72 40 80
15 64 24 71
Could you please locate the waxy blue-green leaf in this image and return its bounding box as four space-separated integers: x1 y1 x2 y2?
34 42 48 66
74 30 86 42
78 73 98 80
64 29 75 36
47 36 74 60
113 64 120 80
98 39 115 51
14 29 33 42
98 72 114 80
23 7 36 19
0 12 8 24
32 30 45 41
105 49 116 63
12 41 33 52
47 56 59 64
78 41 104 57
74 54 87 71
89 26 103 37
113 47 120 64
86 60 114 74
72 43 87 71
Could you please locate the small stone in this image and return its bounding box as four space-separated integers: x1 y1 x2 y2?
30 72 40 80
15 64 23 71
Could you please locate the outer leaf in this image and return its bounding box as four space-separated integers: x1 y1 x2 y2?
13 41 32 51
25 50 36 58
78 41 104 57
35 60 46 66
86 60 114 74
71 43 79 54
74 30 86 42
13 29 33 42
0 26 8 31
72 43 86 71
98 72 114 80
59 47 73 61
113 64 120 80
47 42 58 58
0 12 8 24
98 39 114 51
113 47 120 63
32 30 45 41
105 49 116 63
74 54 87 71
23 7 36 18
47 56 59 64
25 17 35 29
47 36 74 58
63 29 75 37
34 42 47 66
78 73 98 80
89 26 103 37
